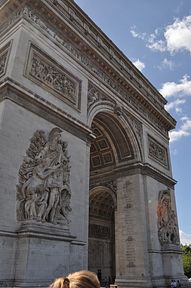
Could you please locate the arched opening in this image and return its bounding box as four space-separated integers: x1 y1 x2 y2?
88 111 136 285
88 188 116 285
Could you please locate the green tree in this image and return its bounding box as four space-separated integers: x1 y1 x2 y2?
181 244 191 278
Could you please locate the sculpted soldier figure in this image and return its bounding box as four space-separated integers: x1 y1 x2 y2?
17 127 71 225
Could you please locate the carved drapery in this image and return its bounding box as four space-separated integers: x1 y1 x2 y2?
25 45 81 110
157 189 179 245
17 127 72 226
148 135 169 168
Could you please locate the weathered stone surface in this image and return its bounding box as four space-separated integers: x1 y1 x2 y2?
0 1 189 288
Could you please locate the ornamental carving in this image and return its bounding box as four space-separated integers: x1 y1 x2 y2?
87 82 115 110
157 189 179 245
0 42 11 78
25 45 81 110
148 135 169 168
8 6 170 135
17 127 72 225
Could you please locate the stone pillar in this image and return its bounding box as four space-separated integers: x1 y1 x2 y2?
0 97 90 287
115 173 152 288
145 176 188 287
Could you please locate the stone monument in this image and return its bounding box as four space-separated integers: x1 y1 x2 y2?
0 0 189 287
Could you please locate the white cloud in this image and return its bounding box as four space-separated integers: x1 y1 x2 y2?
131 15 191 55
169 117 191 142
130 28 146 40
165 98 185 112
180 230 191 245
160 75 191 98
165 16 191 54
146 37 166 52
132 59 145 71
181 116 189 121
160 58 175 70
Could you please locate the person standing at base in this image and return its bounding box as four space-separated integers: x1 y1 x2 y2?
50 271 100 288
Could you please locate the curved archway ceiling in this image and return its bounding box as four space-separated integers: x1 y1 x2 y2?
90 112 134 171
90 190 114 220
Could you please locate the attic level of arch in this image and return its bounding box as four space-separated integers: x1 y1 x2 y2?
1 0 176 134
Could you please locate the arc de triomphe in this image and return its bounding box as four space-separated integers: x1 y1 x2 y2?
0 1 189 288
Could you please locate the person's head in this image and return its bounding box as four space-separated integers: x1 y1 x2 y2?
50 271 100 288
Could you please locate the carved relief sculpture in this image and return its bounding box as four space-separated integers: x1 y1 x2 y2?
157 189 179 245
17 128 72 225
25 45 81 110
87 82 115 111
148 135 169 168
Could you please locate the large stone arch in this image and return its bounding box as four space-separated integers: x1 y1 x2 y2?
0 1 188 288
88 106 142 165
88 107 147 286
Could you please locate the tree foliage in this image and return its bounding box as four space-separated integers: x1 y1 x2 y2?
181 244 191 278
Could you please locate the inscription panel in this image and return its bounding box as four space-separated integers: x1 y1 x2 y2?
25 44 81 110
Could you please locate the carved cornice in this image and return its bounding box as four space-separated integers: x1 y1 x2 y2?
0 1 176 136
90 162 176 189
0 78 93 142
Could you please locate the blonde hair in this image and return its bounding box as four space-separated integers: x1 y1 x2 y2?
50 271 100 288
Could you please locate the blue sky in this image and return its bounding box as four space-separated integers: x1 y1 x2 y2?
74 0 191 244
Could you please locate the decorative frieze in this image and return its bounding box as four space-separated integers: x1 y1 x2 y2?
157 189 179 245
0 42 11 78
17 127 72 226
0 5 174 135
48 0 166 109
25 44 81 110
148 135 169 168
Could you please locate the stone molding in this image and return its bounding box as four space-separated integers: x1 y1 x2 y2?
0 41 11 79
90 180 117 196
25 43 81 111
0 0 166 112
0 3 176 136
148 135 169 169
0 79 93 142
90 162 176 189
39 0 166 108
